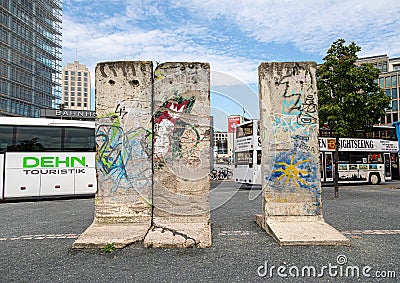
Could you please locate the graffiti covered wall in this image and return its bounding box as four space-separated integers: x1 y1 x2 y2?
95 61 153 224
74 60 212 249
259 62 321 216
146 62 211 247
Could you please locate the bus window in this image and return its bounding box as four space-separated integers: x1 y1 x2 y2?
325 153 333 178
338 152 350 163
257 150 262 165
64 127 95 151
0 126 13 153
236 151 253 166
349 153 367 163
14 126 62 151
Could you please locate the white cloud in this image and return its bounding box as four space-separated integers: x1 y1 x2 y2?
168 0 400 56
62 14 260 85
62 0 400 90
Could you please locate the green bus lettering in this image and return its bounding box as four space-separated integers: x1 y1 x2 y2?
22 156 86 168
71 156 86 167
55 157 70 167
41 156 54 167
23 157 39 168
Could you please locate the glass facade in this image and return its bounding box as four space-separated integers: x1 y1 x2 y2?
385 73 399 124
0 0 62 117
358 55 400 125
381 73 400 124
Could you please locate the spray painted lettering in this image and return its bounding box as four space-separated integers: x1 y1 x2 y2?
96 116 151 192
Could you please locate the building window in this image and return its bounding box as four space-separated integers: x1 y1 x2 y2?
392 88 398 99
392 100 398 111
71 71 75 75
379 78 384 88
385 77 390 88
393 75 398 87
383 62 388 72
84 103 87 107
387 114 392 123
393 113 398 122
64 71 68 75
78 72 81 76
386 89 390 97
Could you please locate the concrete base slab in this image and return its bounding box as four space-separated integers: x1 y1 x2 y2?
144 223 211 248
255 214 350 246
72 223 150 249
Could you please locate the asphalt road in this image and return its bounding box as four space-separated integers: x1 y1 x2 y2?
1 181 399 282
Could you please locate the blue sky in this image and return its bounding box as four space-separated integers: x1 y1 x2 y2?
62 0 400 131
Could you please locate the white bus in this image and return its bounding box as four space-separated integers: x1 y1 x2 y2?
319 137 398 184
0 117 96 200
233 120 262 185
234 120 399 186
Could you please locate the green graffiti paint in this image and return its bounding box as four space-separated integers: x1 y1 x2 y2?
22 156 86 168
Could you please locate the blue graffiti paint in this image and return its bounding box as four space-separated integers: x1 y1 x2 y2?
96 124 151 192
266 151 318 192
272 115 311 136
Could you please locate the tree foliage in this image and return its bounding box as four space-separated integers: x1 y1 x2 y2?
317 39 390 137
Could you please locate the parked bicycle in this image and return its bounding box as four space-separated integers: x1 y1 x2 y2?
209 167 233 181
209 169 218 181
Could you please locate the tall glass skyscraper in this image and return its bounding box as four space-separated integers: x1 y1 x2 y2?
0 0 62 117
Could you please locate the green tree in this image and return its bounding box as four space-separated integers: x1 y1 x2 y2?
317 39 391 198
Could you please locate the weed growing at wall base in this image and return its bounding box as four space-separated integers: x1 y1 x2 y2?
101 243 116 253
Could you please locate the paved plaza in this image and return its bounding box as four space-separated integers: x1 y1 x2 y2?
1 181 399 282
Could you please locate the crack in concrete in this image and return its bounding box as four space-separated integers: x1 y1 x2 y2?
148 223 200 247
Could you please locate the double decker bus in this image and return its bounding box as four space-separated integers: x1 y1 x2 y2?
233 120 399 186
233 120 262 185
0 117 96 200
319 137 398 184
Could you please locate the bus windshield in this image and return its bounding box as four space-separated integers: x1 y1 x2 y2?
236 123 253 138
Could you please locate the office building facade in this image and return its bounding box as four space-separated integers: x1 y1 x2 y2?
61 61 91 110
357 55 400 125
0 0 62 117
